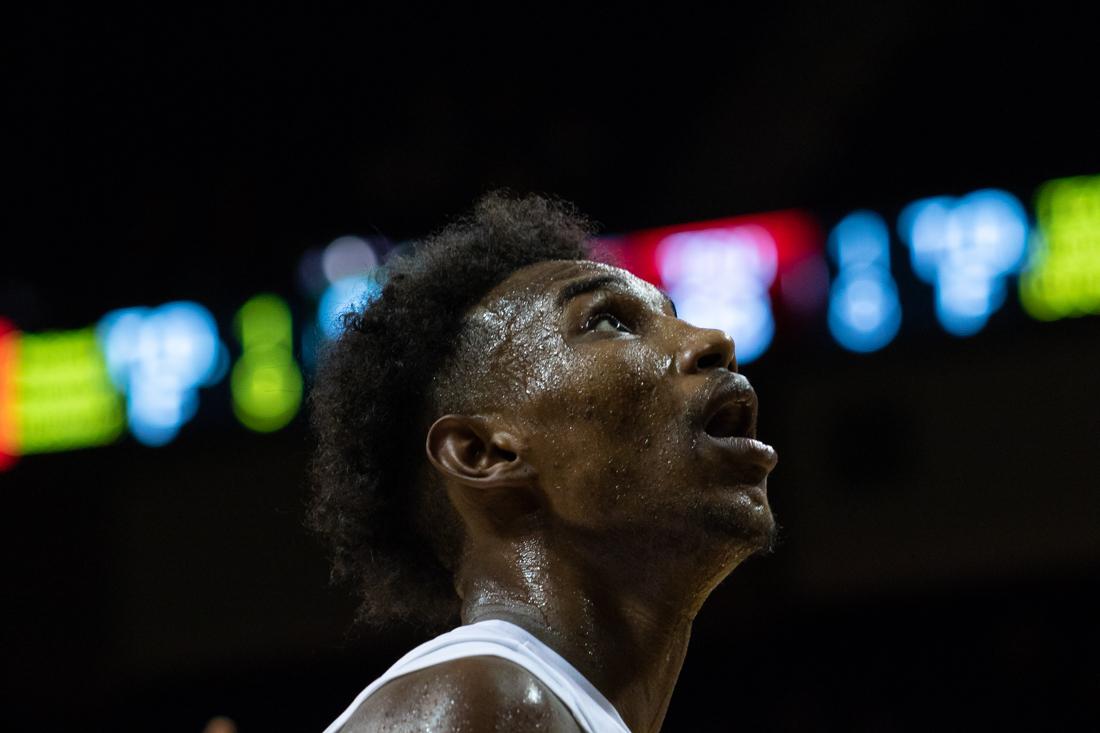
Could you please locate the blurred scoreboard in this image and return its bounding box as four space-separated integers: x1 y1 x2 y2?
1 173 1098 469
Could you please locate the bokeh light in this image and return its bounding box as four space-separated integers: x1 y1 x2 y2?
317 276 383 339
315 235 385 340
827 211 902 353
322 236 378 284
0 319 18 470
231 294 303 433
1019 174 1100 320
97 302 226 447
898 189 1029 336
656 225 779 364
10 326 125 455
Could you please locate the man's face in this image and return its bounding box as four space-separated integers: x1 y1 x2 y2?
470 259 778 563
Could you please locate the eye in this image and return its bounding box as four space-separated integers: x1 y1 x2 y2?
585 312 633 334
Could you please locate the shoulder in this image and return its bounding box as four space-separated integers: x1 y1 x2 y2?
340 655 585 733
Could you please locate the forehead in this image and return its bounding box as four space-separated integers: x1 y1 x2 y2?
483 259 668 311
457 260 669 405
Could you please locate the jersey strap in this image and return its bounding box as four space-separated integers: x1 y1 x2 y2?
322 619 631 733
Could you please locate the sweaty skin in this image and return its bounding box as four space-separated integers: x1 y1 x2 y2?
346 260 778 733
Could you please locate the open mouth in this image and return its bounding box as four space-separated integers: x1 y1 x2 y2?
703 398 756 440
696 375 777 473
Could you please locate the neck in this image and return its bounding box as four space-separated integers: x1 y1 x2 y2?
458 529 747 733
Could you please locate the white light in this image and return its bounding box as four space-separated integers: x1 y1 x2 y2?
656 225 778 363
322 236 378 284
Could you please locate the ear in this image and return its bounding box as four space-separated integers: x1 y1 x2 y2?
425 414 537 491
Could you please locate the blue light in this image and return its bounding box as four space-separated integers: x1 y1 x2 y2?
898 189 1029 336
318 274 383 339
96 302 226 446
655 226 778 364
827 211 902 353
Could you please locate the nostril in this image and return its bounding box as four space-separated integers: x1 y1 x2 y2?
678 327 735 374
696 352 724 370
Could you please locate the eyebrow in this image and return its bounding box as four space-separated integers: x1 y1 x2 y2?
555 274 677 316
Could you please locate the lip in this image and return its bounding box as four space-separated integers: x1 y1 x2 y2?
702 434 779 474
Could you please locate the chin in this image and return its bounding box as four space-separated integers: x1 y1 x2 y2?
699 483 777 553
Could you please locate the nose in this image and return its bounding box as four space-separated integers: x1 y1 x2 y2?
675 325 736 374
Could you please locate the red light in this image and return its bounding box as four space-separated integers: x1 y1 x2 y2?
597 209 823 291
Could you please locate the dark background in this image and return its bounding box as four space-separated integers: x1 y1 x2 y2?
5 4 1099 731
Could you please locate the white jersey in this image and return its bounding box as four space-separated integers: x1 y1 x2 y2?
322 619 631 733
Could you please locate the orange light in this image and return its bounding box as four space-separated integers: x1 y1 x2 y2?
0 320 20 470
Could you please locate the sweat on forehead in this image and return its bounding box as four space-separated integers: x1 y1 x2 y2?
479 259 669 313
431 260 672 415
431 261 610 414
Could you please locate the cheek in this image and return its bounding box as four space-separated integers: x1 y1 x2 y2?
591 343 675 429
541 341 668 426
525 342 690 509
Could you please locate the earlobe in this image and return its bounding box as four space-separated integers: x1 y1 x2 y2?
425 414 535 490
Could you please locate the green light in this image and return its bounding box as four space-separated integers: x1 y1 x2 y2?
15 328 125 454
231 294 303 433
1020 174 1100 320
